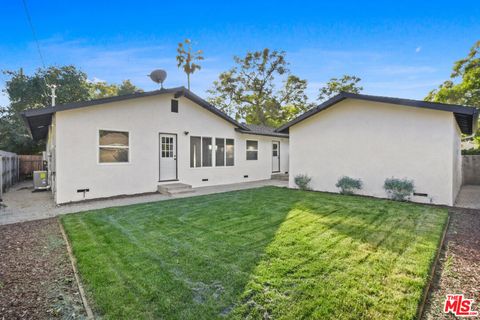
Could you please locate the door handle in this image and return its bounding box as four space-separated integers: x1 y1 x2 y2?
174 156 177 160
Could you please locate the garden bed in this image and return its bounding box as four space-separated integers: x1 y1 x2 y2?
0 218 86 319
423 208 480 319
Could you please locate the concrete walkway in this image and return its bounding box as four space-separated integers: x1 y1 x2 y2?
455 185 480 209
0 180 287 226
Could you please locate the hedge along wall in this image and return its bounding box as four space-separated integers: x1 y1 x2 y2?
463 155 480 185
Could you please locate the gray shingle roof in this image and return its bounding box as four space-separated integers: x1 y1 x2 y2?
236 124 289 138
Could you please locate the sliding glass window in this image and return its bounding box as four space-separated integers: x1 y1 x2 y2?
215 138 225 166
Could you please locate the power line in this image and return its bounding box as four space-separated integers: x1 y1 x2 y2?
21 0 46 69
20 0 55 104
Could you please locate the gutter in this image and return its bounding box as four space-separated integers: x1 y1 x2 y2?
234 128 289 138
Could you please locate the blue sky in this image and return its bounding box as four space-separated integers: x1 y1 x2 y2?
1 0 479 107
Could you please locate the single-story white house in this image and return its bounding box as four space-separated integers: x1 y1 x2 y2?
22 87 289 204
23 88 478 206
276 92 478 206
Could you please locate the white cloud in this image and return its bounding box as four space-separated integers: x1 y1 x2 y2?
415 46 422 53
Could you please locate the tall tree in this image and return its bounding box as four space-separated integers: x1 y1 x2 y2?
0 66 143 154
426 40 480 107
208 49 311 127
318 75 363 102
0 66 92 153
176 39 204 90
426 40 480 146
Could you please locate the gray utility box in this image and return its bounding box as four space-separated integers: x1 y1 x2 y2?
33 171 48 190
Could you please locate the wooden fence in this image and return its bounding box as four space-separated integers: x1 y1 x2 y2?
19 154 44 179
0 150 19 201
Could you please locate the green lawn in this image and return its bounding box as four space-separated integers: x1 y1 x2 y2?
62 186 448 320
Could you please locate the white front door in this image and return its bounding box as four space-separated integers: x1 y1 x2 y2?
159 134 177 181
272 141 280 172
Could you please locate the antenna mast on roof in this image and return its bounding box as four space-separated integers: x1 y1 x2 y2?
47 84 58 106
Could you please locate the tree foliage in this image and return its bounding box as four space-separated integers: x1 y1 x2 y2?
208 49 312 127
89 81 120 99
1 66 92 154
0 66 142 154
118 80 142 96
426 40 480 107
318 75 363 102
176 39 204 90
426 40 480 146
89 79 142 99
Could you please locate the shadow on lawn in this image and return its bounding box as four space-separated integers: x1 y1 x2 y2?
230 194 448 319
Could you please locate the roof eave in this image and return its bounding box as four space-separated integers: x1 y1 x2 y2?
235 128 289 138
275 92 478 135
22 87 251 140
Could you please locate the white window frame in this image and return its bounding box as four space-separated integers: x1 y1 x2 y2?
246 139 259 161
97 129 131 165
190 136 235 168
214 138 235 167
190 136 205 168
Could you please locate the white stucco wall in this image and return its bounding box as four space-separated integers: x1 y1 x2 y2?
452 117 462 203
288 99 461 206
53 94 288 204
46 114 57 201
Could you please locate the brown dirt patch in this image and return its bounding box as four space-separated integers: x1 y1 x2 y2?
423 208 480 319
0 218 86 319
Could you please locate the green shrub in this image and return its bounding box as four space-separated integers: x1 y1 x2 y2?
462 148 480 155
336 176 363 195
294 174 312 191
383 177 415 201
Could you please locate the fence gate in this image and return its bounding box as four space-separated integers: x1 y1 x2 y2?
0 150 19 201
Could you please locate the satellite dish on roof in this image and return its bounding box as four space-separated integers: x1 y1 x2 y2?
149 69 167 89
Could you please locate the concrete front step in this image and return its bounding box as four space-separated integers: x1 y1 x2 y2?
271 173 289 181
158 183 194 195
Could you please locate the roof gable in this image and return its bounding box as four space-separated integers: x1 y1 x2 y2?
276 92 479 135
22 87 249 140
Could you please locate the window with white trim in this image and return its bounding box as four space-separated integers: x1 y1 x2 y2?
99 130 129 163
202 137 213 167
215 138 235 167
191 136 234 168
190 136 201 168
226 139 234 166
246 140 258 160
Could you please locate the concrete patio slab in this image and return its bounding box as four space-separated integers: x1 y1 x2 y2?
455 185 480 209
0 179 287 226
